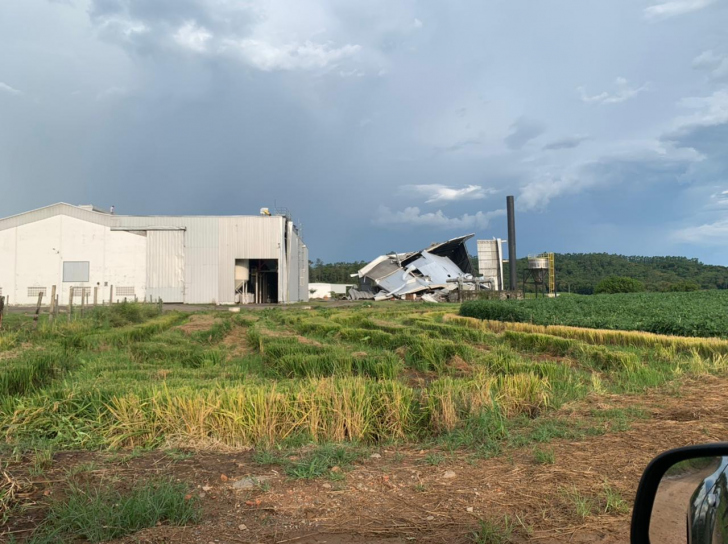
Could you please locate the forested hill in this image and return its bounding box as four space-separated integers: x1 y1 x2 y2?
506 253 728 294
308 259 367 284
309 254 728 294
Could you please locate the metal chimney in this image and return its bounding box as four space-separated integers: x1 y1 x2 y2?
507 196 517 291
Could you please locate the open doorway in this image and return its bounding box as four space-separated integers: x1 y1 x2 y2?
236 259 278 304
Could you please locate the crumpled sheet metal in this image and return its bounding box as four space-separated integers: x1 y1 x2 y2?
350 234 477 300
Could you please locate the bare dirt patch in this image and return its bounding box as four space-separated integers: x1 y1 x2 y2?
5 376 728 544
223 326 253 359
259 328 323 348
176 314 219 335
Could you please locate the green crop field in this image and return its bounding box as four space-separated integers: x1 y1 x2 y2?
460 290 728 338
1 301 727 454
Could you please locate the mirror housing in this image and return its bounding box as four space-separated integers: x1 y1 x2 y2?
632 443 728 544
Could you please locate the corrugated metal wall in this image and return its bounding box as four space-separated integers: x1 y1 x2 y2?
285 221 308 303
146 230 185 302
117 216 222 304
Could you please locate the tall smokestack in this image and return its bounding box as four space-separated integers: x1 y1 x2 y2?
507 195 517 291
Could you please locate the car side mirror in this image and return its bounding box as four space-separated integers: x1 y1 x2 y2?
632 443 728 544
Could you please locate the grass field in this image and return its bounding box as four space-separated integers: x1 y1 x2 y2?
2 300 728 542
460 290 728 337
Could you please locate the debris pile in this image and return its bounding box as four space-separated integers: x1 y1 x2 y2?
349 234 495 302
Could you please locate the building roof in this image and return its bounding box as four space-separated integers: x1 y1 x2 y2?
0 202 286 232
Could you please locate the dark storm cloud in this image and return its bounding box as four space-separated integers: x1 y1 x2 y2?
504 118 545 150
2 0 728 264
665 121 728 158
542 135 589 151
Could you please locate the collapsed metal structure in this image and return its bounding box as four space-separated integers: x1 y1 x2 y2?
348 234 494 302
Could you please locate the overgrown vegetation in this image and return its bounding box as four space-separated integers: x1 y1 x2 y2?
460 290 728 338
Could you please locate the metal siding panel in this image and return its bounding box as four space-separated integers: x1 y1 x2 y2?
286 224 307 303
119 216 219 304
146 230 185 302
302 245 309 302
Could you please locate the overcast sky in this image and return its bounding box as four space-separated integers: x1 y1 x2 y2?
1 0 727 264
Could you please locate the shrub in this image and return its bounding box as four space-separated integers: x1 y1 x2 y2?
666 281 700 292
594 276 645 294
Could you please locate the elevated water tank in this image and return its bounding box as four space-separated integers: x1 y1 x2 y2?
527 255 549 285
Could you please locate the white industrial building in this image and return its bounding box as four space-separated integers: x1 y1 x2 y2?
0 203 309 306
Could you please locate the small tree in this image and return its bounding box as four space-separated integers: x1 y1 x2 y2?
594 276 645 294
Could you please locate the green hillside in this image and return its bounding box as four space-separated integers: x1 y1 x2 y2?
502 254 728 294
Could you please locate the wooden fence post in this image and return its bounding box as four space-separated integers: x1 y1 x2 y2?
54 295 59 320
68 287 74 322
33 291 44 329
0 296 4 330
49 285 57 323
109 285 114 305
94 287 98 307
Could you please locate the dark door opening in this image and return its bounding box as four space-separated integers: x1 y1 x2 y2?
237 259 278 304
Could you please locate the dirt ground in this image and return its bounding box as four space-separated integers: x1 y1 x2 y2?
649 461 720 544
4 375 728 544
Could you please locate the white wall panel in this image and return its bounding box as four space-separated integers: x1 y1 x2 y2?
103 229 147 304
0 228 16 303
16 216 63 304
1 215 146 305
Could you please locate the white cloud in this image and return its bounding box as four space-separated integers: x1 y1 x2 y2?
174 22 213 53
401 184 497 204
413 18 423 28
518 173 581 211
670 89 728 135
710 189 728 207
95 15 148 40
578 77 648 105
693 50 728 80
673 218 728 245
644 0 716 20
374 206 505 229
0 82 22 95
221 39 361 71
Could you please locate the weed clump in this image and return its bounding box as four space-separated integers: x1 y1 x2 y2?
29 478 200 543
